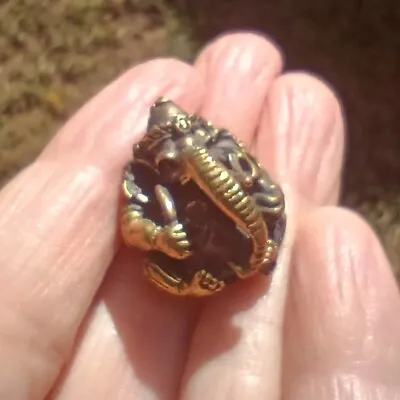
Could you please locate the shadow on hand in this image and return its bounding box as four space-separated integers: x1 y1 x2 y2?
104 248 269 399
181 274 272 381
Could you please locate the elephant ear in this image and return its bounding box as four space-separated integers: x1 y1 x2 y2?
208 132 258 187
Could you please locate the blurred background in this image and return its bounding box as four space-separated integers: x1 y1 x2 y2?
0 0 399 279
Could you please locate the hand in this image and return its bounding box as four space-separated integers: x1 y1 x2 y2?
0 33 399 400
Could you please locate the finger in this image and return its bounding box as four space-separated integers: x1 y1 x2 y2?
181 72 346 399
195 32 283 147
257 72 345 206
0 59 204 399
283 207 400 400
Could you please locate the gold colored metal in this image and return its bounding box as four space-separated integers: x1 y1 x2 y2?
120 98 286 296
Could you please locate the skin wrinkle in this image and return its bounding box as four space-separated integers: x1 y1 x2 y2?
5 165 111 282
325 175 341 205
2 165 115 331
288 82 324 191
310 220 368 364
284 83 296 175
196 33 280 76
0 168 44 229
0 163 107 280
328 228 350 310
358 247 397 369
343 231 367 324
266 74 343 206
266 78 304 181
270 80 292 184
250 67 279 153
335 246 365 362
0 162 119 399
310 91 338 187
196 33 282 147
330 225 386 362
332 373 399 400
291 86 313 173
314 102 343 204
276 88 290 179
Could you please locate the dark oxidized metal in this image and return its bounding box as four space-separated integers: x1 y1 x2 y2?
120 97 286 296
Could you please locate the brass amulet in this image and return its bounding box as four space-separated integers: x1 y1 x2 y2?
120 97 286 297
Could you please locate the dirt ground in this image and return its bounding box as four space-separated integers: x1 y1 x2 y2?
0 0 399 279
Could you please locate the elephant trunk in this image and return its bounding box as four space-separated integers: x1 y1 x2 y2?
182 146 268 272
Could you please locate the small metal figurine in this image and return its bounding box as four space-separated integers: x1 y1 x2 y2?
120 97 286 296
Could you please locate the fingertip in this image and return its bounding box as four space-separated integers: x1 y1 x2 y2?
196 31 283 76
258 72 345 205
194 31 283 146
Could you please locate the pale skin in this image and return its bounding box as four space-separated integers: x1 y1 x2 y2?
0 32 399 400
